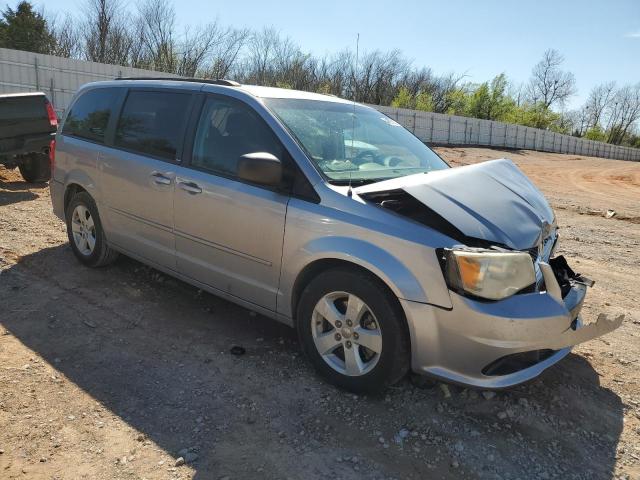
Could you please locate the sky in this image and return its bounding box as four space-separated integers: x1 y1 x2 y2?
41 0 640 110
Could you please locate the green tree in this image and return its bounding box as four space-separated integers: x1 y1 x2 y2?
466 82 491 118
584 126 606 141
505 102 562 130
391 88 435 112
415 91 434 111
627 133 640 148
0 1 54 53
391 86 414 109
466 74 515 121
445 88 469 116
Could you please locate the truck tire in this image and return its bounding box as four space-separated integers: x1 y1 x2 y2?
18 153 51 183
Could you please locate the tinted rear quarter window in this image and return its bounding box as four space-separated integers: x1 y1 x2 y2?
115 90 191 161
62 88 121 143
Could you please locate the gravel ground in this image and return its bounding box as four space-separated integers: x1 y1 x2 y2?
0 147 639 480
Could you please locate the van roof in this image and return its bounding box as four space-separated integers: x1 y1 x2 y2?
109 77 351 104
238 85 351 104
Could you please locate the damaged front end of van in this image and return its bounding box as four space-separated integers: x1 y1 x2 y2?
357 158 623 388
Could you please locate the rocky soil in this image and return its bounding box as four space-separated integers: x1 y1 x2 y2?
0 147 639 480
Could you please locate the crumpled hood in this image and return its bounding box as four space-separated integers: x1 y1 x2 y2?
355 159 555 250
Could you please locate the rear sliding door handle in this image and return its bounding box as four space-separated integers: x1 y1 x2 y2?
178 181 202 194
150 172 172 185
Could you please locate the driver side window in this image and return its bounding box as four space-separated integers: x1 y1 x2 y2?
191 96 285 178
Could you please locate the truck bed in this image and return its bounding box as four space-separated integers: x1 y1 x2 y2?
0 92 56 157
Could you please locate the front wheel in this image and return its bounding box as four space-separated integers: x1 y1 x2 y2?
297 268 410 393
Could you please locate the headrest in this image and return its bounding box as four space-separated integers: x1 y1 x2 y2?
226 111 255 136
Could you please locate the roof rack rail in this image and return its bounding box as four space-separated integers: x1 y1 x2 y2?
114 77 240 87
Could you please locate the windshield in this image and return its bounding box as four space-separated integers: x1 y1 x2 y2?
263 98 449 183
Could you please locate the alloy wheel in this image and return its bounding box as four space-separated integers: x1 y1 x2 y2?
71 205 96 256
311 291 383 376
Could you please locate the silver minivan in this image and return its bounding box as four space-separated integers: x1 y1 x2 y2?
50 79 621 392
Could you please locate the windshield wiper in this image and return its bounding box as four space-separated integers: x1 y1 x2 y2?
328 178 380 186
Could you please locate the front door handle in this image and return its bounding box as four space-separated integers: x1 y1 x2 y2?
150 172 172 185
178 181 202 194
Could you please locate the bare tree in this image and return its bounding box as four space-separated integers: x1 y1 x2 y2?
340 49 414 105
527 49 576 108
605 84 640 144
175 23 249 78
47 13 81 58
399 67 434 97
177 24 219 76
508 81 527 107
567 107 591 136
430 72 467 113
131 0 248 77
202 27 248 79
135 0 177 72
322 49 354 97
271 35 315 89
241 26 280 85
81 0 132 65
584 82 616 129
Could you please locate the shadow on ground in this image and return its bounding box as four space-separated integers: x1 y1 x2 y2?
0 173 42 206
0 244 624 479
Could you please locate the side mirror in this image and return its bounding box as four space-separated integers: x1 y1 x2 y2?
237 152 282 186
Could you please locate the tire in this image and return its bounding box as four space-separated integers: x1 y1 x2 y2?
18 153 51 182
65 191 119 267
296 267 410 393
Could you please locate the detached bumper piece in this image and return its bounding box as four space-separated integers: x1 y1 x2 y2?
539 255 623 351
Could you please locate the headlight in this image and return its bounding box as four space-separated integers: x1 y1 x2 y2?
443 249 535 300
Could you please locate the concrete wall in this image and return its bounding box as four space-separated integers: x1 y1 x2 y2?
1 48 638 161
372 105 640 162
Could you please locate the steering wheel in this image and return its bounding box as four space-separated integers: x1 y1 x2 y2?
383 156 406 167
352 150 381 166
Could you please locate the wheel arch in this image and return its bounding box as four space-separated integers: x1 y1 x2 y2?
60 166 102 213
290 257 411 338
284 236 431 320
63 183 89 214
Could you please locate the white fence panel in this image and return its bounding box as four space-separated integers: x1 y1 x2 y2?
369 105 639 161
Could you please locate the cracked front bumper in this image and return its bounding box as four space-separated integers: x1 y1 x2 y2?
403 259 622 388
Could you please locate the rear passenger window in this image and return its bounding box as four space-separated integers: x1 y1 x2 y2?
115 91 191 161
62 88 121 143
191 96 284 177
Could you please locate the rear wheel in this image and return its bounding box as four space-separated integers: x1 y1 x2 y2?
65 192 119 267
297 268 410 393
18 153 50 182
